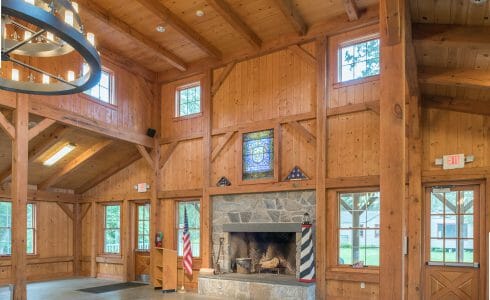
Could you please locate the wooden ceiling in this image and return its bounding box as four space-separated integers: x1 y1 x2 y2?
77 0 378 74
0 113 140 193
411 0 490 115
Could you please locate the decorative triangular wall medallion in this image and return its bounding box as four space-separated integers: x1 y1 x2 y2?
216 176 231 187
285 166 309 181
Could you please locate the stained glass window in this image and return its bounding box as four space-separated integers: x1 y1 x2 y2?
242 129 274 180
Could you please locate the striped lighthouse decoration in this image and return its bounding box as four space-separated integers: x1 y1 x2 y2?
299 213 315 283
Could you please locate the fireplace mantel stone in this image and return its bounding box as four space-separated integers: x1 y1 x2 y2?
223 222 302 233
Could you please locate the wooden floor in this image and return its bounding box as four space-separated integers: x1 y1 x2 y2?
0 278 219 300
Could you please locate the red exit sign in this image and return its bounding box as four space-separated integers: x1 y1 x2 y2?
443 154 465 170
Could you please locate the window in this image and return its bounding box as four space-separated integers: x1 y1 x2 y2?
82 63 114 104
338 191 380 266
338 38 379 82
26 203 36 255
176 201 200 257
176 83 201 117
136 204 150 251
0 202 36 255
103 205 121 254
429 189 475 264
0 202 11 255
242 129 274 181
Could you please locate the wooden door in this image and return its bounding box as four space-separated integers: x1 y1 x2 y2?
134 203 151 282
423 184 484 299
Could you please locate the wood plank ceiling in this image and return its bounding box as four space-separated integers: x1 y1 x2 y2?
78 0 378 73
410 0 490 114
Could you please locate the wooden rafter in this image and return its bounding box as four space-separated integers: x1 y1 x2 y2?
206 0 262 50
288 45 316 66
343 0 360 21
0 111 15 140
76 152 142 194
418 67 490 89
28 118 56 141
422 95 490 116
286 121 316 146
412 24 490 51
57 202 74 220
159 141 179 170
212 61 236 96
78 0 187 71
135 0 222 59
0 125 69 184
38 140 113 190
273 0 307 36
136 145 155 168
157 4 380 83
100 48 156 82
211 131 236 162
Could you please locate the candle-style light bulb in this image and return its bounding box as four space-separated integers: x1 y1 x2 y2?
12 69 20 81
65 10 74 26
67 71 75 82
72 2 79 13
46 32 54 42
87 32 95 46
42 74 50 84
24 31 32 42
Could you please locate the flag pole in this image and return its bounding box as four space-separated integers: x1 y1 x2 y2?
178 270 186 293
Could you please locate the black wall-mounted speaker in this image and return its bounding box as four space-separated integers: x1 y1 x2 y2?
146 128 156 137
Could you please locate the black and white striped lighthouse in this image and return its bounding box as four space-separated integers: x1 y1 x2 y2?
299 213 315 283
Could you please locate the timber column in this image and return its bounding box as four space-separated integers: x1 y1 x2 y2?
379 0 407 299
12 93 29 299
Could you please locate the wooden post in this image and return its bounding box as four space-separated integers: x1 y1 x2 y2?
150 137 160 284
379 0 406 299
73 203 81 275
315 38 328 300
122 199 131 281
12 94 29 300
90 201 97 277
201 69 212 269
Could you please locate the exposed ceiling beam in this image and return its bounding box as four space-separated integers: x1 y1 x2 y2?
419 66 490 89
0 111 15 140
38 140 113 190
100 48 156 82
273 0 307 36
157 4 379 83
206 0 262 50
422 95 490 116
78 0 187 71
343 0 360 21
0 125 69 183
75 152 142 194
413 24 490 50
135 0 222 59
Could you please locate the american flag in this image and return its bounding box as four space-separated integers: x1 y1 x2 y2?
182 206 193 275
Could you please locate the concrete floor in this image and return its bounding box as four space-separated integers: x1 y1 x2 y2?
0 277 221 300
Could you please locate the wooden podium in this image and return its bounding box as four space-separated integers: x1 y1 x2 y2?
153 247 178 292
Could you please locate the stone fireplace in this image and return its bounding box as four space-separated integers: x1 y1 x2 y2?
198 191 316 299
211 191 316 278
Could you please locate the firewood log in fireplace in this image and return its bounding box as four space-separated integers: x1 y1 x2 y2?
260 257 280 269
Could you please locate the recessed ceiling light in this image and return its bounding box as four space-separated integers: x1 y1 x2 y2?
156 25 166 33
196 10 204 17
43 143 76 166
471 0 487 4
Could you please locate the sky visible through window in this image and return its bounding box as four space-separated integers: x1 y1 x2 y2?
339 38 380 82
